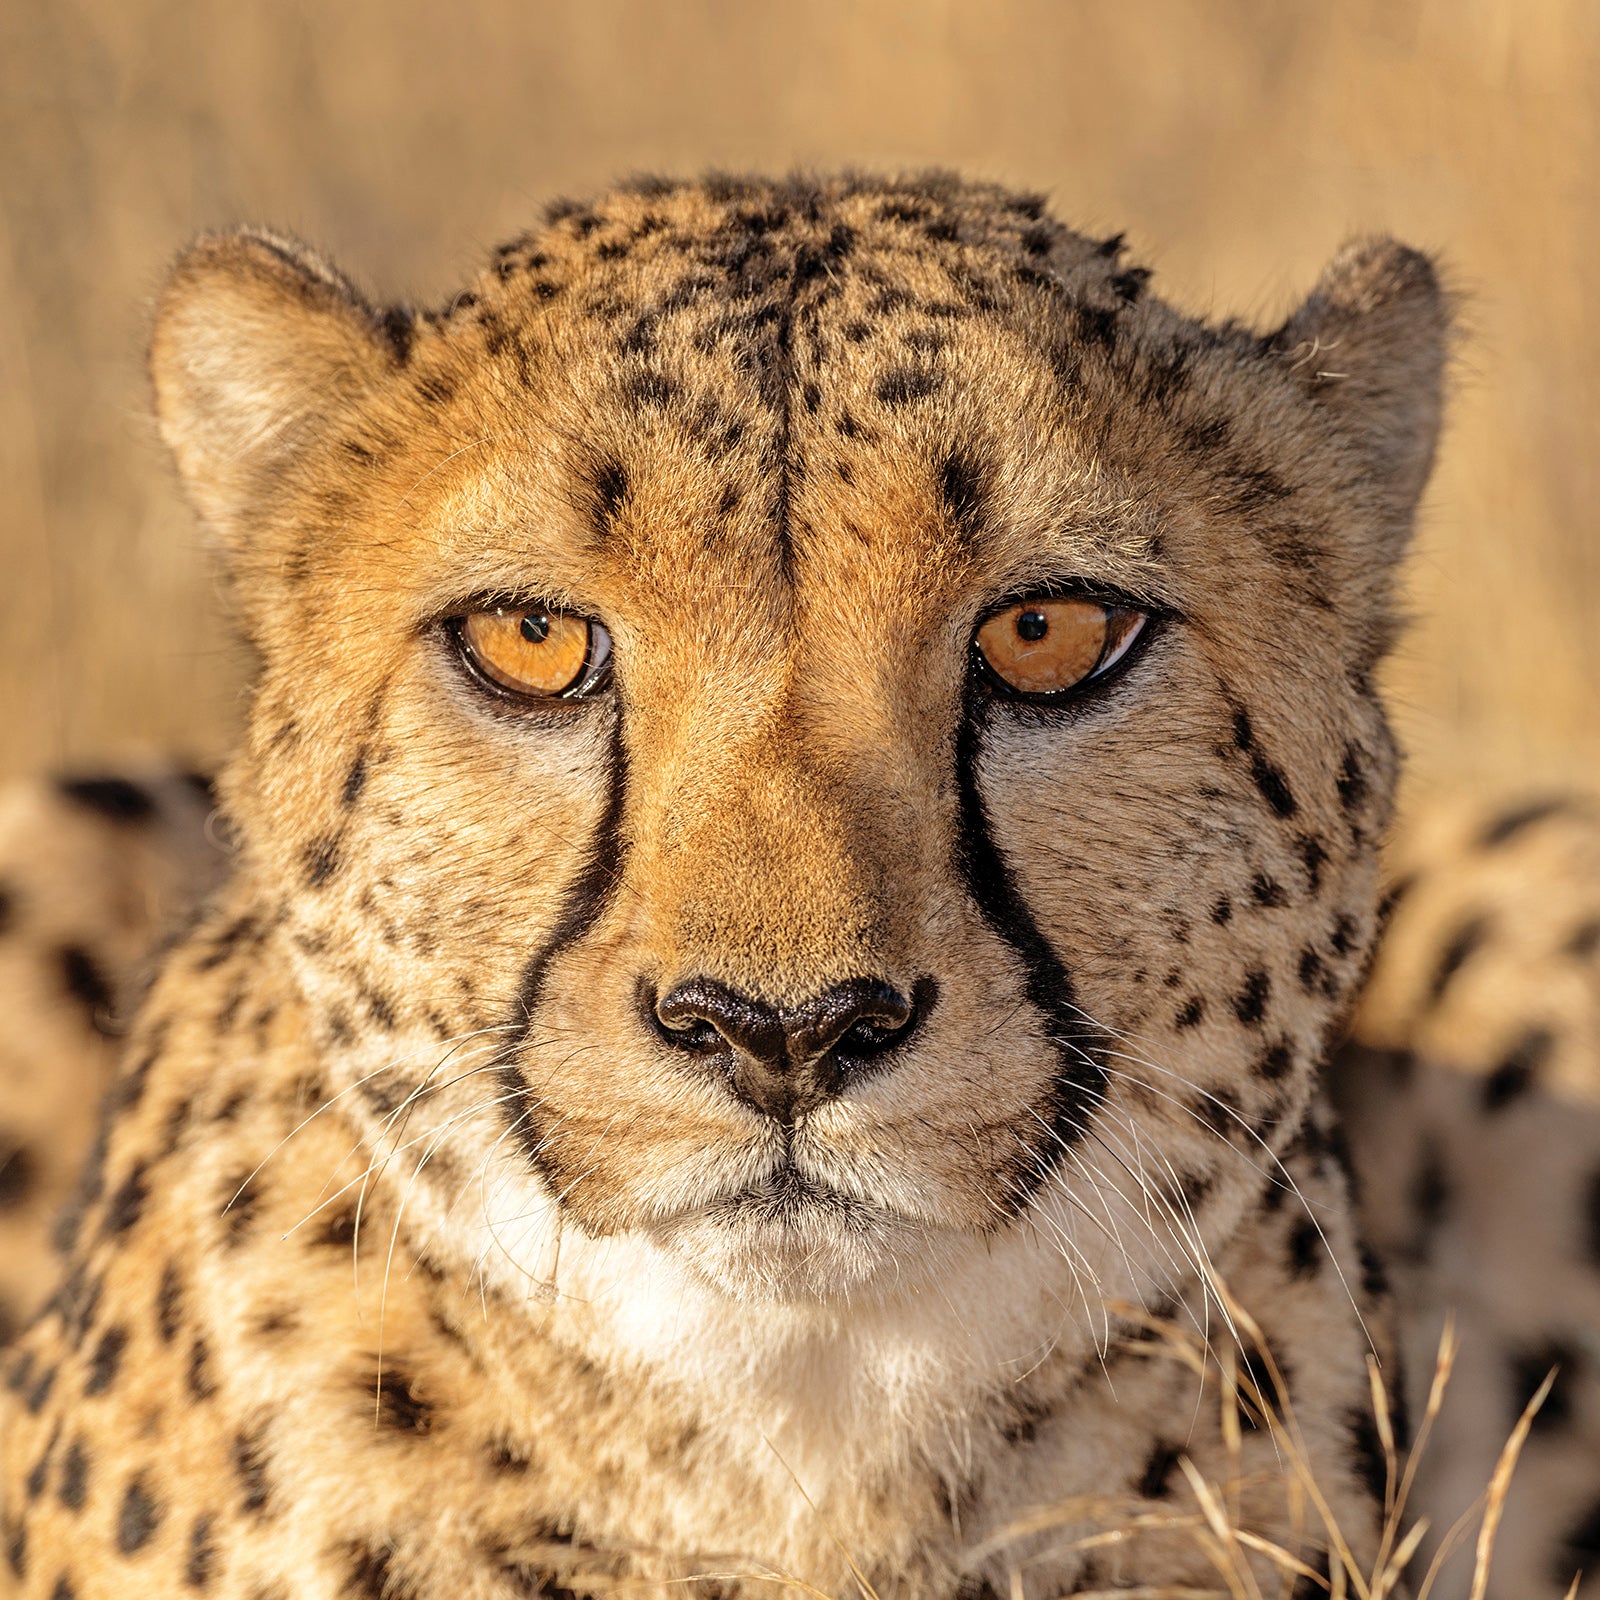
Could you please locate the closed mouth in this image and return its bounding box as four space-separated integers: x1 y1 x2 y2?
699 1156 878 1229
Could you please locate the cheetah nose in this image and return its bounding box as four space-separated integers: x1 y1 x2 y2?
643 975 935 1122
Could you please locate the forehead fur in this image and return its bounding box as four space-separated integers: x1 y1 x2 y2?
152 170 1446 687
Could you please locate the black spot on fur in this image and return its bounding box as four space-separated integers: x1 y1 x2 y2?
83 1325 127 1395
57 776 156 822
1297 834 1327 895
1335 745 1367 813
1412 1140 1451 1242
303 836 342 888
1232 709 1255 751
58 1438 88 1511
50 1580 76 1600
592 457 629 526
342 751 368 808
1251 873 1288 908
1358 1239 1391 1302
1347 1408 1389 1506
1210 895 1232 926
1426 915 1490 1007
356 984 397 1031
101 1163 148 1236
1233 970 1270 1026
234 1430 271 1515
187 1337 216 1400
1567 917 1600 959
185 1514 216 1588
4 1521 23 1578
626 369 677 409
1235 1338 1288 1428
372 1368 434 1434
1297 947 1327 995
1258 1040 1293 1080
1249 754 1298 819
24 1424 57 1500
1287 1218 1322 1279
0 1141 36 1212
157 1264 183 1343
1479 795 1570 848
195 915 259 973
345 1541 415 1600
221 1172 261 1245
939 449 989 540
316 1204 360 1249
59 946 115 1033
414 373 455 407
1508 1339 1576 1433
1136 1441 1180 1499
1481 1026 1555 1111
1175 996 1204 1029
875 367 942 406
117 1476 163 1553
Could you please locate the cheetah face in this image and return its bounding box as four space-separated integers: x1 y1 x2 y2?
152 177 1446 1304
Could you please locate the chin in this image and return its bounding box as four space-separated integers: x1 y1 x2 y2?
652 1167 927 1303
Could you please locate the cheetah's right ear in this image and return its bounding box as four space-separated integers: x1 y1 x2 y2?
1268 238 1451 550
151 229 406 548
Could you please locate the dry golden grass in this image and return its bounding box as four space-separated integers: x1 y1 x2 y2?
1 0 1596 796
904 1286 1553 1600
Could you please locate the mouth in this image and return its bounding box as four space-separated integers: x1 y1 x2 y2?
700 1155 878 1231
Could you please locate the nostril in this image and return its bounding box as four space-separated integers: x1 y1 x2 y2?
645 977 787 1063
826 976 937 1063
639 981 723 1055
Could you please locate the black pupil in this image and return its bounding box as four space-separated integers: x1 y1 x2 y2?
520 612 552 644
1016 609 1049 643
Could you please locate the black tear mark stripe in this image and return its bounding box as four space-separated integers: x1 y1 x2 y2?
953 706 1109 1217
502 718 631 1185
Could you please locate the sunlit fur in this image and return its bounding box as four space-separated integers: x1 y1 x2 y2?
1 173 1449 1597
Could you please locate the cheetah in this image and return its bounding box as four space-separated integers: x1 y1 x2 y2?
0 168 1549 1597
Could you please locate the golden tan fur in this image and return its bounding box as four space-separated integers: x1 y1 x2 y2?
1 172 1456 1597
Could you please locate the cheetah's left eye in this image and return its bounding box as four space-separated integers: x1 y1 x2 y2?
974 598 1149 698
453 606 613 701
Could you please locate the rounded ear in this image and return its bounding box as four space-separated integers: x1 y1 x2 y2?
150 229 407 548
1270 238 1451 538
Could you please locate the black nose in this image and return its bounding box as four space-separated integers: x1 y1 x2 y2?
645 975 934 1122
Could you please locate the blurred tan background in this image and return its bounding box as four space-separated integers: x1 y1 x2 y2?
1 0 1596 799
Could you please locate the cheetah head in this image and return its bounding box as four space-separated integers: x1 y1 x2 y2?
151 175 1447 1311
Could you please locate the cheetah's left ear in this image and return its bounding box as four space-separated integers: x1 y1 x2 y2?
150 228 407 555
1270 238 1451 543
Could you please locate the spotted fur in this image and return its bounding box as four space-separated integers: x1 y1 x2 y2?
0 172 1458 1597
1335 792 1600 1598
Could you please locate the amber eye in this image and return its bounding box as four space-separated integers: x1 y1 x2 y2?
456 606 612 700
974 597 1148 698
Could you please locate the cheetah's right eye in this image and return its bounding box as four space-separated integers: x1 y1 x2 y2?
453 607 613 701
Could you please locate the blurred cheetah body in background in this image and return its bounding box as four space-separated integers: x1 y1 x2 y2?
0 171 1583 1598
